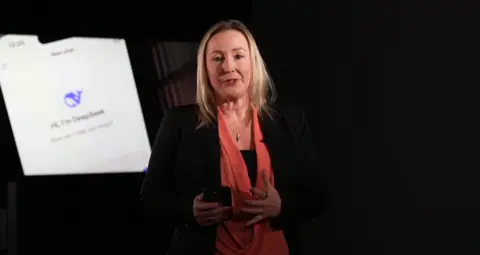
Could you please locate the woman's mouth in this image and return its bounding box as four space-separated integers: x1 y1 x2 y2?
222 79 238 85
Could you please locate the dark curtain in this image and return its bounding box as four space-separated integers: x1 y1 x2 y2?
151 42 199 111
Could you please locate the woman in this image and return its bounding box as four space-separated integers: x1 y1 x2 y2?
141 20 327 255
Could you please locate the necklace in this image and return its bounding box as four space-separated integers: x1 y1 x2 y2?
235 133 240 142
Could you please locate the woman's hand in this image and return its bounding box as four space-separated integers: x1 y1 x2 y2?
193 192 232 226
241 170 282 227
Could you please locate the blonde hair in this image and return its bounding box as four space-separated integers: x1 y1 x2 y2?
195 20 277 128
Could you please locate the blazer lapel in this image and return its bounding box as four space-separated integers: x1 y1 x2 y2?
259 112 291 189
194 122 222 189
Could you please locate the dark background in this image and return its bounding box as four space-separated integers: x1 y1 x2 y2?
2 0 480 254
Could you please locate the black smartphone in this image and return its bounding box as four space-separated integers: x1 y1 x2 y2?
203 186 232 206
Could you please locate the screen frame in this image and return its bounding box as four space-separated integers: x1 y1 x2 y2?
0 34 162 180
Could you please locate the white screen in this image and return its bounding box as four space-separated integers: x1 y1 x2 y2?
0 35 151 176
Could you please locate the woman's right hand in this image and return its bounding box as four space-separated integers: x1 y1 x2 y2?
193 192 232 226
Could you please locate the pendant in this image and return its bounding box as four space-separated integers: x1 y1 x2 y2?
235 133 240 142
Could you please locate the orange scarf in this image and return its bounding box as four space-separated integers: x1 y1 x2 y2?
216 107 289 255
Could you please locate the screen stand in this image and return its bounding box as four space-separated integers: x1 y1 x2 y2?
0 204 5 252
7 181 17 255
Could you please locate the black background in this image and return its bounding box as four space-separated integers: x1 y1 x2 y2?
2 0 480 254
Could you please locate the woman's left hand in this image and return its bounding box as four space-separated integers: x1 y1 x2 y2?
241 170 282 227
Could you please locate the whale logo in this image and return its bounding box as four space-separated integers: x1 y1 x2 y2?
64 90 83 108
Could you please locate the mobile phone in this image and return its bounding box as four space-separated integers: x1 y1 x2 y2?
0 34 151 176
203 186 232 206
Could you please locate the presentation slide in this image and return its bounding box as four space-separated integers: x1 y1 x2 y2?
0 35 151 176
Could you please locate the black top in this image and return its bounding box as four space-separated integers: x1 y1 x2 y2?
240 150 258 187
140 104 327 255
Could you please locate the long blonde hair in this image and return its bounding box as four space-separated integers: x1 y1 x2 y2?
195 20 277 128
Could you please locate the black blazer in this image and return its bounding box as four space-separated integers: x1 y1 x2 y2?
140 104 327 255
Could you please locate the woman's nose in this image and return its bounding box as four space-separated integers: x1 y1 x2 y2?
222 56 235 72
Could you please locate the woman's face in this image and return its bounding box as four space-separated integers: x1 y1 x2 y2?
205 30 252 101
